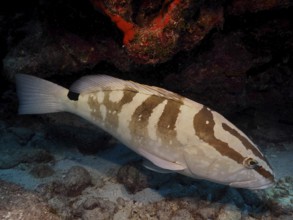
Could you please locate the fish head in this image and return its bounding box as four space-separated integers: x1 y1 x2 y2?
187 106 275 190
227 156 275 189
185 144 275 190
185 139 275 190
184 150 275 190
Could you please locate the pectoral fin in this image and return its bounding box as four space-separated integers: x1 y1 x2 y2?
138 148 186 171
143 160 175 173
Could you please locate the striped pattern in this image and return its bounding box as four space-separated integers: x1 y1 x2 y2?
87 90 137 132
87 88 186 146
15 74 274 189
193 107 246 165
80 76 274 189
193 107 274 182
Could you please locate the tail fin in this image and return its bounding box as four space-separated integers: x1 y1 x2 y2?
15 74 68 114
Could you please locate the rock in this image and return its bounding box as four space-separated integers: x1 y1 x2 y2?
217 204 242 220
197 206 219 219
7 127 35 145
263 176 293 215
228 0 293 15
129 203 157 220
82 197 100 210
82 208 110 220
35 166 93 199
155 200 176 220
3 20 132 80
91 0 223 64
171 209 194 220
62 166 93 197
117 162 149 194
0 146 54 169
0 179 60 220
116 197 126 207
35 180 67 200
80 197 117 220
29 163 55 178
117 161 174 194
163 32 255 115
47 196 72 220
23 148 55 164
0 125 54 169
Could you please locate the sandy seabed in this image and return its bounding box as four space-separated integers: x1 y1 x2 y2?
0 111 292 220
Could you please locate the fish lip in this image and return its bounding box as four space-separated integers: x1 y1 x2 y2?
243 181 276 190
247 181 275 190
229 178 275 190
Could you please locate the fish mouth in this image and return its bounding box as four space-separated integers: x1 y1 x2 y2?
247 181 275 190
229 179 275 190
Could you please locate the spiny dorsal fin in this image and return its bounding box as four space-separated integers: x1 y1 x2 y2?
69 75 185 103
69 75 131 93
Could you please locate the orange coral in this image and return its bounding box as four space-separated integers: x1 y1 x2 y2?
91 0 135 44
91 0 223 64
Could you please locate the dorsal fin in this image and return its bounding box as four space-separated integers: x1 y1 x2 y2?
69 75 185 103
69 75 131 93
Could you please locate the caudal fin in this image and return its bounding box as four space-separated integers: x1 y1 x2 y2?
15 74 68 114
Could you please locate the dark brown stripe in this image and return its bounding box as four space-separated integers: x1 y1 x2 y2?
129 95 165 142
193 107 274 181
157 99 182 145
193 107 245 163
255 165 274 181
221 122 274 176
88 90 137 130
222 123 265 162
88 94 103 121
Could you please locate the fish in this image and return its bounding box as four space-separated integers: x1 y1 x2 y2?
15 74 275 190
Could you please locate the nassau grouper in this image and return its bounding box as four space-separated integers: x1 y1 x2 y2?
15 74 275 189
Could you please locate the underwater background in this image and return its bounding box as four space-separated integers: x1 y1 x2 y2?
0 0 292 219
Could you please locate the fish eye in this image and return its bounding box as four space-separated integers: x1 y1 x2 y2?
243 157 259 169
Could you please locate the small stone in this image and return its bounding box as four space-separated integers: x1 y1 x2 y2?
81 198 117 220
117 162 149 194
198 206 218 219
82 208 111 220
171 209 194 220
83 197 99 210
48 196 72 219
24 148 54 163
8 127 35 145
217 204 241 220
62 166 92 197
29 163 54 178
116 197 126 207
157 209 172 220
0 147 54 169
155 200 178 220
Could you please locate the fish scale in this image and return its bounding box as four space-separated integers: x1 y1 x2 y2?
15 74 275 190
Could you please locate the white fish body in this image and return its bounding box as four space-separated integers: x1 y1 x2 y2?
15 74 275 189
